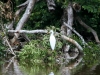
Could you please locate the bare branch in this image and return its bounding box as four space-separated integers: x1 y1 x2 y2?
76 16 100 44
61 35 83 52
11 0 36 44
64 22 87 45
8 30 48 34
4 56 15 73
17 0 29 8
68 53 83 69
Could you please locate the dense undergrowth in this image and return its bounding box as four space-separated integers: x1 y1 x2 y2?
18 33 100 68
18 33 63 65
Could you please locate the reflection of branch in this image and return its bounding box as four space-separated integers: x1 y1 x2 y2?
13 59 23 75
68 53 83 69
5 56 15 73
76 16 100 44
65 53 78 60
61 53 83 75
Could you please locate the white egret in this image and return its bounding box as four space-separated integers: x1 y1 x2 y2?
49 30 56 50
49 72 54 75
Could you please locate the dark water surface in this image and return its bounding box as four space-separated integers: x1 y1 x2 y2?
0 53 100 75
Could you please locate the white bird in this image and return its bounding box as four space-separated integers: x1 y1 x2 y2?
49 30 56 50
49 72 54 75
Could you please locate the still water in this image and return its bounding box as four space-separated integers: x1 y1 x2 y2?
0 52 100 75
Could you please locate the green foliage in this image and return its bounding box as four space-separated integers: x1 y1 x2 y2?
19 33 63 65
24 1 62 29
83 42 100 67
70 35 100 67
19 63 61 75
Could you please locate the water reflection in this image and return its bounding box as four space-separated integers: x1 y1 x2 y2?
1 56 24 75
60 53 83 75
0 52 84 75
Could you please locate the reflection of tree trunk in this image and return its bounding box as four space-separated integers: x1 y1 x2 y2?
2 56 24 75
13 59 23 75
61 53 83 75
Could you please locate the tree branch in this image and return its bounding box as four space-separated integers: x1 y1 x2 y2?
11 0 36 43
61 35 83 52
64 22 87 45
8 30 48 34
76 16 100 44
17 0 29 8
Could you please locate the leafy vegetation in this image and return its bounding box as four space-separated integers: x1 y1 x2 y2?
0 0 100 69
83 42 100 67
19 32 63 64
